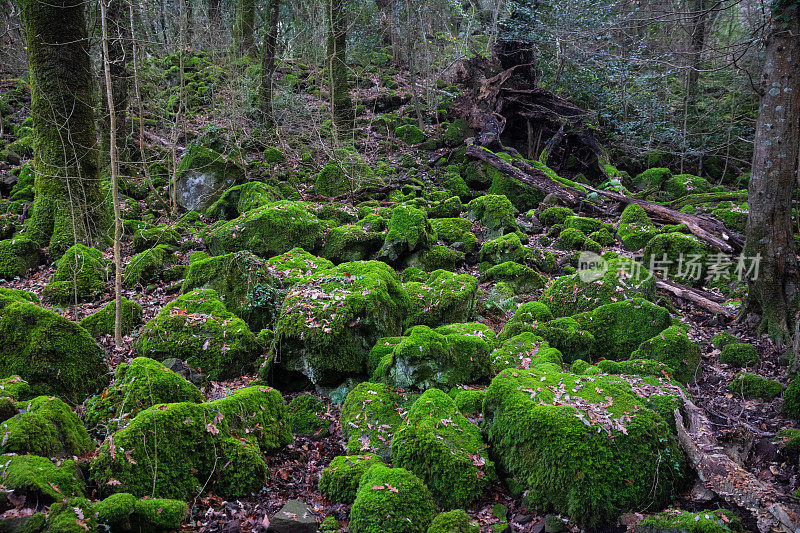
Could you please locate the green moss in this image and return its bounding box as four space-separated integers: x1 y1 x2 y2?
466 195 517 238
79 297 143 337
448 388 485 415
264 147 286 163
265 247 335 285
483 368 685 528
589 227 615 247
204 201 324 258
0 395 91 457
617 203 658 251
315 150 377 196
175 143 246 212
719 343 759 367
564 216 609 235
90 386 289 500
47 497 97 532
427 196 462 219
500 302 554 341
0 376 33 401
523 317 595 363
42 244 109 304
636 509 743 533
596 359 676 379
0 298 108 404
642 233 709 286
95 492 188 531
483 261 546 293
378 205 433 263
322 224 384 263
405 269 477 328
287 394 330 436
783 378 800 420
407 245 464 272
83 357 204 438
629 325 701 383
320 515 340 532
711 332 738 349
426 510 478 533
395 124 425 144
711 202 748 233
349 464 436 533
276 261 408 386
488 172 544 213
319 453 384 503
727 372 783 400
0 454 84 501
440 168 471 201
632 168 671 191
124 245 176 286
429 218 478 254
0 237 40 281
490 333 563 375
479 233 552 272
340 382 403 459
538 206 574 227
135 289 258 380
663 174 713 200
132 225 180 253
95 492 136 528
555 227 588 251
206 182 282 221
442 120 470 148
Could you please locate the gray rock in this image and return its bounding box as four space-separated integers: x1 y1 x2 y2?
175 144 245 211
268 500 318 533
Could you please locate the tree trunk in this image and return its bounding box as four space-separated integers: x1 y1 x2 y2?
235 0 255 56
100 0 130 163
260 0 280 122
20 0 110 258
326 0 352 136
686 0 708 105
743 3 800 344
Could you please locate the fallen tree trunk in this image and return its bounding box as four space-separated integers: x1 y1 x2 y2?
655 279 735 318
674 394 800 532
466 140 745 253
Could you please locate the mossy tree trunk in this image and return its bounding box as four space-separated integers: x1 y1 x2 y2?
100 0 130 163
260 0 280 122
21 0 110 258
235 0 256 56
743 1 800 347
326 0 353 136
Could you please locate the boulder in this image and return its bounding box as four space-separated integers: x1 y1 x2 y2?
269 500 318 533
175 143 245 211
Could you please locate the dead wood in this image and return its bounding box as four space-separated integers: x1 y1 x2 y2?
655 279 735 318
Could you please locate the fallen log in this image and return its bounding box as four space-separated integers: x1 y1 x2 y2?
674 394 800 532
655 279 735 318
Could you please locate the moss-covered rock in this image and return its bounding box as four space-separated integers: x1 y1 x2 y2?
391 389 494 508
490 333 563 375
538 206 574 227
617 203 658 251
727 372 783 400
204 201 324 258
500 301 553 339
96 493 189 531
275 261 408 386
483 367 685 528
427 196 463 219
711 201 748 233
482 261 546 294
206 181 282 221
466 194 517 238
448 388 485 415
440 167 470 201
175 143 246 211
319 453 384 503
315 150 377 196
632 168 671 191
629 325 700 383
429 218 478 254
378 205 434 263
405 269 477 328
375 323 496 391
43 497 97 532
90 385 290 500
783 378 800 420
0 375 33 401
79 297 143 337
0 298 108 404
642 233 710 286
427 510 479 533
349 464 436 533
0 454 84 501
287 394 330 437
0 237 40 281
711 332 738 349
123 245 176 286
478 233 553 272
0 395 91 457
663 174 713 200
322 224 384 263
488 172 544 213
132 225 180 253
83 357 204 438
42 244 109 305
135 289 258 380
522 316 596 363
395 124 425 144
264 247 335 285
635 509 743 533
719 342 759 367
340 382 404 459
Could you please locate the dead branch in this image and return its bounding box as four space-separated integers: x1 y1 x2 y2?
655 279 735 318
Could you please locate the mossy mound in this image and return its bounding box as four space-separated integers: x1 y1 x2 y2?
540 257 655 317
490 333 563 375
483 367 685 528
711 332 738 349
482 261 546 293
395 124 425 144
538 206 574 227
663 173 713 200
0 375 33 401
488 172 544 213
340 382 404 459
321 224 384 263
90 386 290 500
618 203 658 251
429 218 479 254
391 389 495 508
405 269 477 328
132 225 181 253
478 233 553 272
0 395 91 457
448 388 485 415
124 245 176 286
315 150 377 196
96 493 189 531
0 298 108 404
727 372 783 400
427 196 462 219
0 454 84 501
642 233 710 286
784 378 800 420
522 316 596 362
378 205 434 263
264 247 335 286
427 510 479 533
175 143 246 211
83 357 204 438
182 251 281 331
375 323 496 391
719 342 759 367
349 464 436 533
135 289 258 380
42 244 109 304
206 181 282 221
629 325 701 383
0 237 40 281
79 297 143 338
466 194 517 238
204 201 324 258
500 301 553 340
318 453 384 503
287 394 330 437
635 509 743 533
44 497 98 532
632 168 671 191
275 261 408 386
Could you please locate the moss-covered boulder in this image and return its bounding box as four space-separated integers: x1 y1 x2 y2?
287 394 330 437
0 395 91 457
642 233 709 286
319 453 384 503
490 333 563 375
719 342 759 367
175 143 246 211
617 203 658 251
204 201 324 258
375 323 496 391
538 206 574 227
123 245 176 286
500 301 553 339
321 224 384 263
488 172 544 213
0 454 85 501
96 493 189 531
427 196 462 219
429 218 479 254
264 247 335 285
42 244 109 305
728 372 783 400
378 205 434 263
632 168 671 191
427 510 479 533
395 124 425 144
663 174 713 200
635 509 743 533
523 316 596 363
540 257 655 317
465 194 517 238
483 367 685 528
405 269 477 328
391 389 494 509
482 261 547 293
349 464 436 533
132 225 181 253
314 151 377 197
0 375 33 402
0 298 108 404
629 325 701 383
340 382 404 459
79 297 143 337
711 201 748 233
206 181 282 221
478 233 553 272
135 289 258 380
90 386 290 500
83 357 204 437
275 261 408 386
0 236 40 281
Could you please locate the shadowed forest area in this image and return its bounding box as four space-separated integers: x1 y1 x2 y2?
0 0 799 531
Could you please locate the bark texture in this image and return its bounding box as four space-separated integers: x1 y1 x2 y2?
260 0 280 121
327 0 353 135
